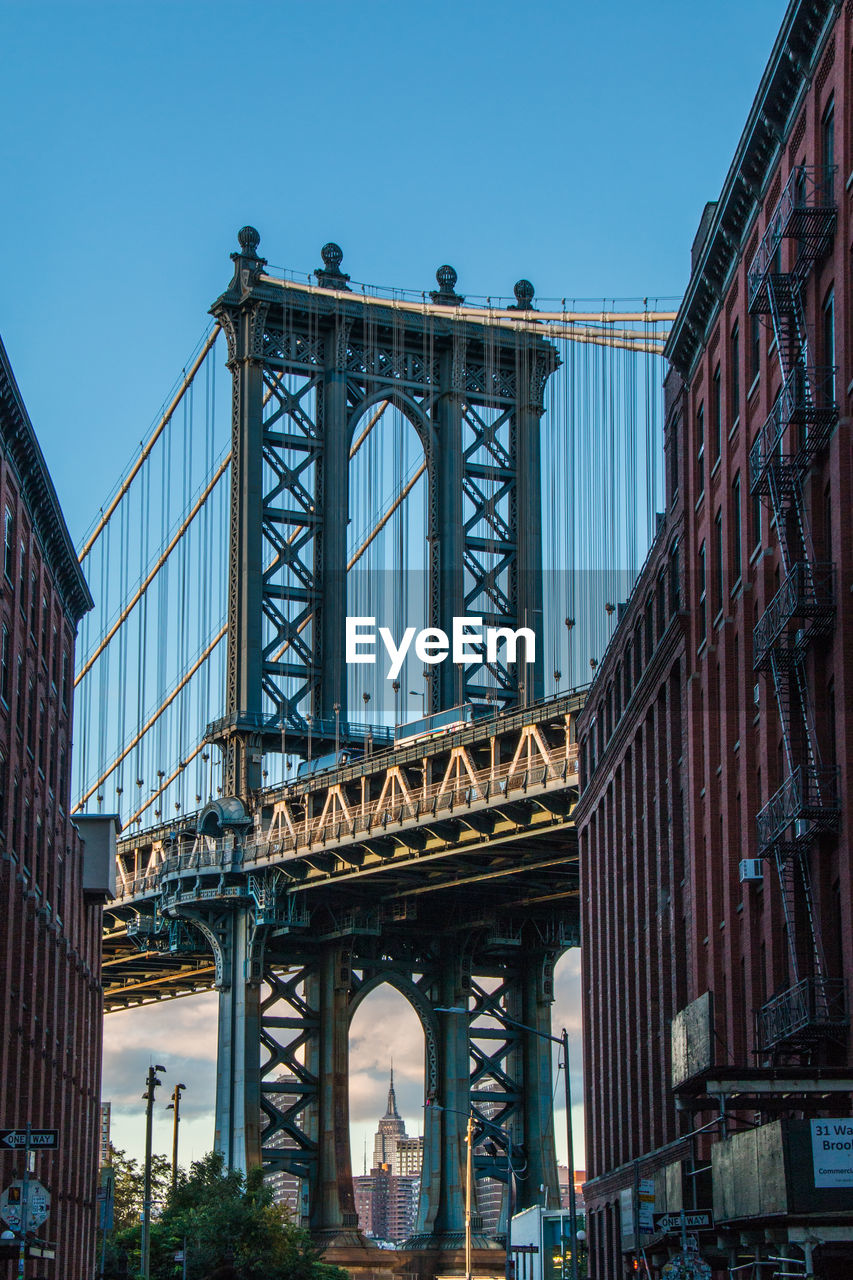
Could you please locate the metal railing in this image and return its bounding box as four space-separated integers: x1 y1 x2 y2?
747 165 837 308
749 365 838 493
752 561 835 669
114 742 580 902
756 764 841 855
755 976 847 1054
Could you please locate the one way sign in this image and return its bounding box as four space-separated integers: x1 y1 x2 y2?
0 1130 59 1150
653 1211 714 1233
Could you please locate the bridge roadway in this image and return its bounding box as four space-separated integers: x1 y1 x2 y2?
103 688 585 1007
100 689 584 1263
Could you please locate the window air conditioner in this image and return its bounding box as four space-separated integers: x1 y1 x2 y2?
739 858 764 883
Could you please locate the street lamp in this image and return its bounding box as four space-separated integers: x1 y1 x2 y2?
436 1008 580 1280
141 1064 166 1280
166 1082 187 1191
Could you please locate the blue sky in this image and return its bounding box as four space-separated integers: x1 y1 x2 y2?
1 0 788 1171
2 0 786 543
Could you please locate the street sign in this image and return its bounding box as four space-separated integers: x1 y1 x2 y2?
0 1130 58 1150
654 1211 714 1234
0 1180 51 1231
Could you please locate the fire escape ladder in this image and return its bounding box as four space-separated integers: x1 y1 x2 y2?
748 164 844 1059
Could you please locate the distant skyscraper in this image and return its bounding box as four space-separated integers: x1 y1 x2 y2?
354 1068 423 1242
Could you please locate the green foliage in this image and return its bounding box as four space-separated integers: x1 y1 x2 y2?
100 1150 347 1280
106 1144 172 1233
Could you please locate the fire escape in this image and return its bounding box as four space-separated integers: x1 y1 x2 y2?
747 163 845 1060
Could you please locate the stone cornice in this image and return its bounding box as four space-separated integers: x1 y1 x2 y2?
0 334 93 623
665 0 841 377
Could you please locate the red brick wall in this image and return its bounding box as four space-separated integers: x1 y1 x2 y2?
0 440 102 1275
575 6 853 1276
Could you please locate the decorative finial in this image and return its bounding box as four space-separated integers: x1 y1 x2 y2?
316 241 350 290
430 264 463 305
512 279 535 310
436 264 457 292
237 226 261 257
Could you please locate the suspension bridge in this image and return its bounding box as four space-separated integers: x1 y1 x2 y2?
79 228 674 1269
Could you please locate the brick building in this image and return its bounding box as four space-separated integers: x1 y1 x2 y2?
0 334 108 1279
575 2 853 1276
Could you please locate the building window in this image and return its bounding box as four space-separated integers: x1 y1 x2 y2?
29 571 38 637
657 568 667 635
11 773 19 853
624 642 632 701
696 403 705 498
750 312 761 383
614 663 622 721
15 656 23 728
823 96 835 199
38 700 46 775
35 816 42 887
645 596 654 661
669 417 680 505
732 474 742 585
56 855 64 920
669 538 680 613
730 322 740 424
51 626 58 686
823 286 835 400
58 748 67 810
27 678 35 751
698 540 707 643
18 540 26 617
714 509 724 617
40 595 48 656
3 509 13 583
61 650 69 710
751 458 762 552
712 365 722 462
0 625 8 705
22 799 30 872
0 753 6 835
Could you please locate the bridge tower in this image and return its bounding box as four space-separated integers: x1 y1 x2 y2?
185 230 567 1256
208 227 556 798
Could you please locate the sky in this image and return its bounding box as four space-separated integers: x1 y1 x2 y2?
0 0 788 1179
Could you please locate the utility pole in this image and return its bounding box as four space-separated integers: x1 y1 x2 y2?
141 1065 166 1280
166 1083 187 1191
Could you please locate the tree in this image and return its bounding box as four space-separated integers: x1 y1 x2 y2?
105 1144 172 1233
101 1150 346 1280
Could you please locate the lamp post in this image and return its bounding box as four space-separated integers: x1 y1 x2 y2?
429 1104 522 1280
436 1009 580 1280
141 1064 166 1280
166 1082 187 1191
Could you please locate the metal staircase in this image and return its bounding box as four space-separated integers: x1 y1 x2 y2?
747 163 844 1058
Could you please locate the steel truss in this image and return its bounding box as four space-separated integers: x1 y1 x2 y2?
208 230 558 795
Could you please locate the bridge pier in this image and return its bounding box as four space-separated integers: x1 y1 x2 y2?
210 908 263 1174
308 945 362 1243
515 953 560 1209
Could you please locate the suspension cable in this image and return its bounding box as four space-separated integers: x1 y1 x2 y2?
78 325 221 564
75 454 231 686
73 626 226 811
